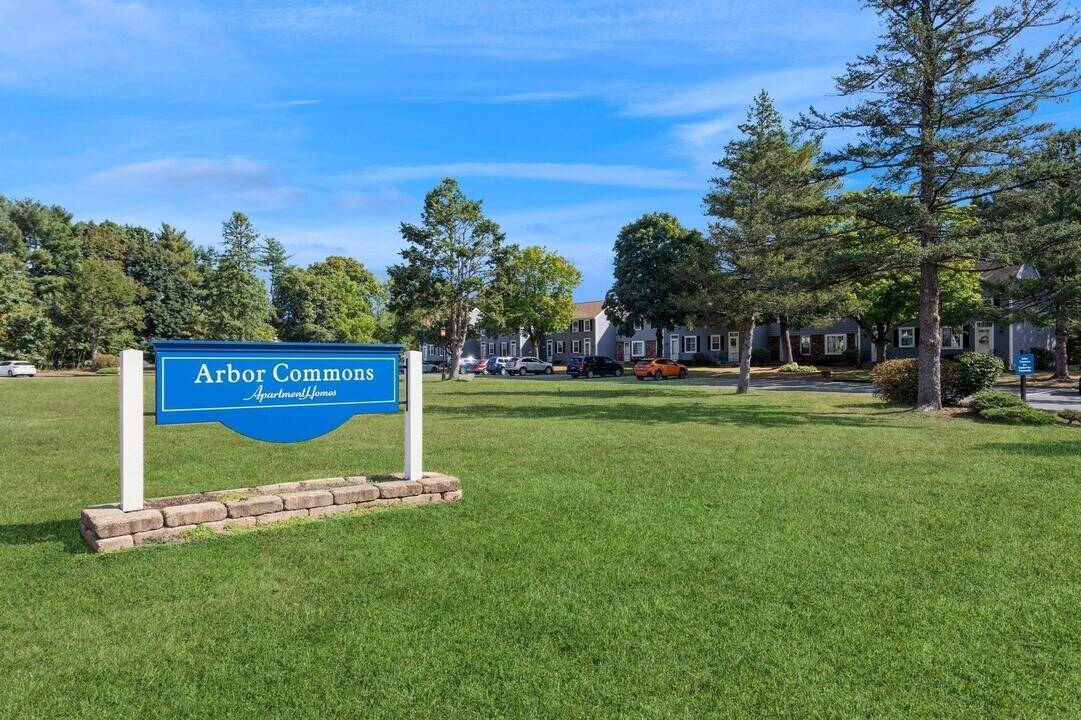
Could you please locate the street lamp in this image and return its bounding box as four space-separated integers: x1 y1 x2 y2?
439 326 447 380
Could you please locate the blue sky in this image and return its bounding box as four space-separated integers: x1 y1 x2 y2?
2 1 1078 300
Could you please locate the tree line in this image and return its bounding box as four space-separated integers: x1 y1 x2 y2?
0 202 401 366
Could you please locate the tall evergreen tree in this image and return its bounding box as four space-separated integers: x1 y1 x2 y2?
985 129 1081 379
205 212 274 341
696 91 836 393
387 178 505 379
803 0 1079 410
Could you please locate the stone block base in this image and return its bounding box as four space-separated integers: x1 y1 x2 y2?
79 473 462 552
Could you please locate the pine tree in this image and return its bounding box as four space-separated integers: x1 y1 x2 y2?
205 212 274 341
696 91 836 393
803 0 1079 410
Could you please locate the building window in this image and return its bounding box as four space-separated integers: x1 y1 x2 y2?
556 341 565 354
670 334 680 357
487 342 495 355
572 340 581 354
500 342 508 355
709 334 721 352
898 327 915 348
942 327 962 349
583 319 592 332
572 320 580 332
825 334 846 355
800 335 810 355
631 340 645 357
684 335 699 353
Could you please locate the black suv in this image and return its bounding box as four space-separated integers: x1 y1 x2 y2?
566 356 624 379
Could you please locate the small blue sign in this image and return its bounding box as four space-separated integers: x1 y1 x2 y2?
152 340 402 443
1014 353 1036 376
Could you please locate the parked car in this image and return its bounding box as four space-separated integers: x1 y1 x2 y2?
459 356 479 372
566 356 624 379
487 356 516 375
634 357 688 381
473 356 495 374
400 358 440 374
505 356 554 375
0 360 36 377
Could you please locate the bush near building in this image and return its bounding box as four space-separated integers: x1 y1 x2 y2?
872 353 1002 406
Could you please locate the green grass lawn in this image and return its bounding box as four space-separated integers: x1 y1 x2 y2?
1 376 1080 719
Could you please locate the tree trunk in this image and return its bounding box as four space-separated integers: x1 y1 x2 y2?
531 331 544 360
916 260 942 411
737 315 755 394
1054 318 1071 380
779 315 792 364
874 321 888 365
89 326 101 363
914 0 942 412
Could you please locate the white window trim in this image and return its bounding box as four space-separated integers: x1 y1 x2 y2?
500 342 508 355
709 334 721 352
572 340 581 354
546 340 553 358
583 319 592 332
728 332 739 355
941 327 962 350
631 340 645 357
572 320 580 332
583 339 592 355
898 327 915 348
670 333 680 357
684 335 699 353
799 335 810 355
556 340 565 354
825 334 847 355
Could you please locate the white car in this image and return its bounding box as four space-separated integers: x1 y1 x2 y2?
400 358 441 374
505 356 554 376
0 360 36 377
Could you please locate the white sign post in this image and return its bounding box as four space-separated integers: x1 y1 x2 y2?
119 348 145 511
403 350 423 480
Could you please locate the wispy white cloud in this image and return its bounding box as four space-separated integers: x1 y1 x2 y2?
260 99 322 109
349 162 701 190
485 91 588 104
623 65 841 118
88 157 304 207
0 0 260 98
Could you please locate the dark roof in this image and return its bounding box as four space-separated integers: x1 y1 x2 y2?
975 261 1023 282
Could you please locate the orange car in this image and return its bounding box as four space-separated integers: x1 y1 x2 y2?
633 357 688 381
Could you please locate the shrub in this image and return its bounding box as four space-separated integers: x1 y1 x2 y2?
90 354 120 371
949 352 1003 399
841 348 860 366
777 362 818 373
1030 347 1055 371
689 352 717 367
1058 409 1081 425
96 366 120 375
980 406 1056 426
870 359 919 404
970 390 1025 413
751 348 771 366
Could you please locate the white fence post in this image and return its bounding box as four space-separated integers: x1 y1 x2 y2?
404 350 423 481
119 348 144 511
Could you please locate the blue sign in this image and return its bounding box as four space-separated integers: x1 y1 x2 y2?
1014 353 1036 376
152 340 402 443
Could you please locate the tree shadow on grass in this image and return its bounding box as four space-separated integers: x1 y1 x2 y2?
977 440 1081 458
429 398 907 430
0 518 86 553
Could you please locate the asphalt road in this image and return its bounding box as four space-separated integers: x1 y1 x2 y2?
472 370 1081 411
